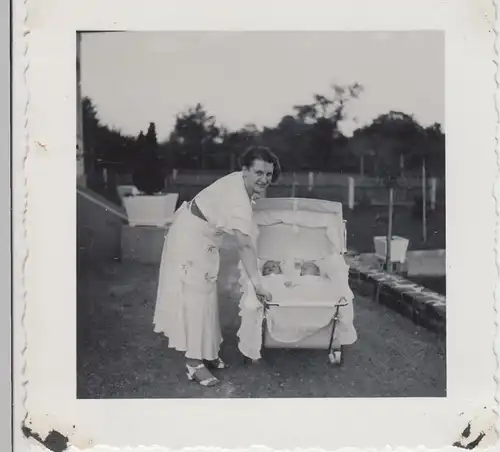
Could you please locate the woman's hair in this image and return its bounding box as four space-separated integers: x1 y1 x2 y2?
238 145 281 183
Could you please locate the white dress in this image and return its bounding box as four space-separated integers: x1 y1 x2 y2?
153 172 255 360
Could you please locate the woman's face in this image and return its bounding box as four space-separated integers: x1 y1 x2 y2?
243 159 274 195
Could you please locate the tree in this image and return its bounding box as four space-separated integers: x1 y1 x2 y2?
210 125 234 170
352 111 427 179
81 97 99 165
349 129 374 177
350 112 443 258
292 82 363 169
145 122 158 150
132 152 165 194
219 128 257 170
81 98 99 138
411 122 445 241
132 128 165 194
293 83 362 124
293 104 317 123
422 123 445 177
170 103 221 169
271 115 309 170
80 97 103 189
350 112 426 269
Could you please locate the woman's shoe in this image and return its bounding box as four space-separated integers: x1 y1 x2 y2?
186 363 220 387
204 357 229 370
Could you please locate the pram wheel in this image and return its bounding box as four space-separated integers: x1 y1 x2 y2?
328 349 343 365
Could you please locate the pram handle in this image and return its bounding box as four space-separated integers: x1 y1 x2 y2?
264 297 348 309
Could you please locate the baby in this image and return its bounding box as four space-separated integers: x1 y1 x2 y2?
261 260 283 276
300 261 321 277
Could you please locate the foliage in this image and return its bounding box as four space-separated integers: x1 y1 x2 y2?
145 122 158 149
132 125 166 194
80 81 445 179
291 83 363 169
81 97 166 194
131 147 166 195
82 97 139 170
169 103 221 169
351 111 444 179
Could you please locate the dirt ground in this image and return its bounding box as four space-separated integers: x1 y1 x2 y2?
77 244 446 399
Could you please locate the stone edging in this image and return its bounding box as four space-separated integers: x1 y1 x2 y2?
347 259 446 335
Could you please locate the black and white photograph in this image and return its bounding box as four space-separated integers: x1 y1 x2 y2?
76 31 447 399
14 0 500 448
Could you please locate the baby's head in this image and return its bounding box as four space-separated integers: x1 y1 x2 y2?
262 260 283 276
300 261 320 276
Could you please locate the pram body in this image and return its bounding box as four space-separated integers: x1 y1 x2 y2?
238 197 354 364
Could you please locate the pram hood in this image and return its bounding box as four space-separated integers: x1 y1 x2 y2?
252 197 345 262
236 198 356 357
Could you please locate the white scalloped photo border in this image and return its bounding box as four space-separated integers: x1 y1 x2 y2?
11 0 499 451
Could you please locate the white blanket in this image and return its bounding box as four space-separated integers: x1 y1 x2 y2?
261 274 348 304
237 255 357 360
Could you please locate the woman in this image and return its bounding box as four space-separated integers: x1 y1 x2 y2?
153 146 281 387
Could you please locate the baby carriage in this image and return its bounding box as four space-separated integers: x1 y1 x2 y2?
237 197 357 365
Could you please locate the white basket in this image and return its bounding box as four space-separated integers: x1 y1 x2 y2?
123 193 179 227
373 236 409 263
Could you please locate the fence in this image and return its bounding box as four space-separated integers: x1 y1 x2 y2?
165 170 428 187
168 171 442 208
113 170 444 210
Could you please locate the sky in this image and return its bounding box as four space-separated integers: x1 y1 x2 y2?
80 31 444 141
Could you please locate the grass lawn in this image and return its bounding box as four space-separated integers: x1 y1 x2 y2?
343 205 445 254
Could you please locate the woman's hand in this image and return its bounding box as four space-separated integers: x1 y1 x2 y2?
254 284 272 304
233 230 272 304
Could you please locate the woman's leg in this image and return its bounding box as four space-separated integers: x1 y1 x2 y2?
183 283 223 384
185 358 216 384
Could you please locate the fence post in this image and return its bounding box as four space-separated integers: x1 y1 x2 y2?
422 159 427 243
385 187 394 273
308 171 314 192
348 176 355 209
291 172 297 197
430 177 437 211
